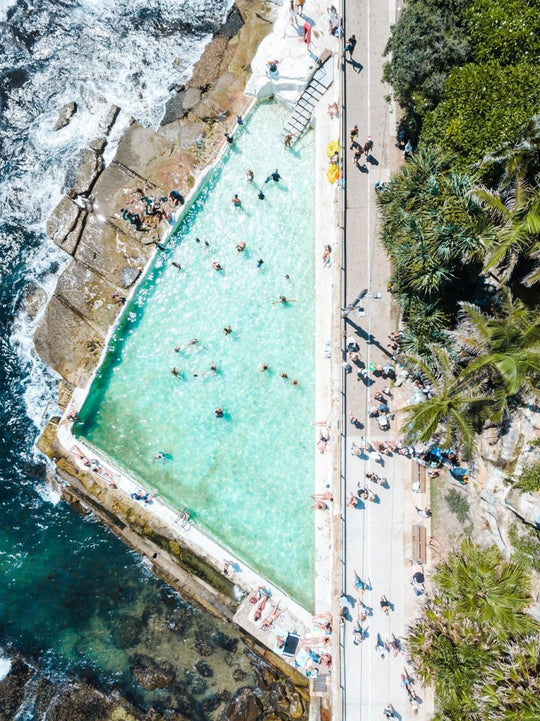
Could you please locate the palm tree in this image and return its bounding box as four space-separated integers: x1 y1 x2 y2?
472 176 540 284
407 600 495 715
432 539 538 641
452 292 540 416
400 344 491 457
473 635 540 721
479 114 540 187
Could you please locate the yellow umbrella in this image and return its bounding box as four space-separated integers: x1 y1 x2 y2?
327 140 340 157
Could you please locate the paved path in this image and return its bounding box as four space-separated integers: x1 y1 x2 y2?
340 0 432 718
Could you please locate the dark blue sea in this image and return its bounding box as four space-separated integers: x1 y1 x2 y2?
0 0 265 716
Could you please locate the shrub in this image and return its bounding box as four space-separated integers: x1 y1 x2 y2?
421 62 540 168
445 487 470 524
512 461 540 493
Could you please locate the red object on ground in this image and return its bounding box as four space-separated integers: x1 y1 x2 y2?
303 22 312 45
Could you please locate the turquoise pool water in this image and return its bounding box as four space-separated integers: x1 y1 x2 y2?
76 102 315 609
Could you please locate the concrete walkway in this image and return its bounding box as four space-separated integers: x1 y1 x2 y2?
340 0 433 718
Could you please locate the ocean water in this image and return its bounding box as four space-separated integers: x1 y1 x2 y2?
0 0 288 716
76 102 316 609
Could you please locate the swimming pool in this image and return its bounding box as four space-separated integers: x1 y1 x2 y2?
76 102 315 609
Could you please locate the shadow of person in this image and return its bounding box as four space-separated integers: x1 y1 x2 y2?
346 58 363 73
366 154 379 165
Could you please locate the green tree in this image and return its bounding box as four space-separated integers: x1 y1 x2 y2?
465 0 540 67
421 62 540 168
382 0 471 118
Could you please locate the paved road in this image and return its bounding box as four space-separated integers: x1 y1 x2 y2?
340 0 432 718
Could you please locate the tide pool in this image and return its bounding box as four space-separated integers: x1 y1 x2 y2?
76 102 315 609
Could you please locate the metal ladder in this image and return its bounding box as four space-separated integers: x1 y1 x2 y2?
283 51 334 144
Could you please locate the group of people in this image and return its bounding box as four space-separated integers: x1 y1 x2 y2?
349 125 374 169
120 188 184 232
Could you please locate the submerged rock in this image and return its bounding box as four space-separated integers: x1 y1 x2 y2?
24 282 47 319
211 630 238 653
52 101 77 131
195 641 213 657
110 614 141 649
220 686 263 721
166 606 193 633
195 660 213 678
130 654 174 690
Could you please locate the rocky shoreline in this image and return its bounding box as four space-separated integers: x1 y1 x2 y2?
30 2 318 718
0 646 309 721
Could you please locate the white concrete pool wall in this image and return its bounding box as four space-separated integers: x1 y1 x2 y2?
58 0 342 667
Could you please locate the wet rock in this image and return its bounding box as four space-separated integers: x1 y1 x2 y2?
24 282 47 319
130 654 174 690
251 661 278 692
0 657 34 721
219 5 245 38
287 691 305 719
166 606 192 633
40 681 115 721
100 104 120 135
220 686 263 721
211 630 238 653
53 101 77 131
46 195 81 247
71 148 103 195
268 682 291 714
89 137 107 153
110 614 141 649
195 661 213 678
120 266 141 289
161 90 187 126
232 668 246 682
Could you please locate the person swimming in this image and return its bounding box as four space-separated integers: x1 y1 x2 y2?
265 169 281 183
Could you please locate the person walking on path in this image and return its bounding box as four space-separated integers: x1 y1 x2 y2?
364 136 374 156
345 34 357 59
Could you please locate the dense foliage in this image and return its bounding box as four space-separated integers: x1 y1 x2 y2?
406 541 540 720
383 0 471 121
422 62 540 168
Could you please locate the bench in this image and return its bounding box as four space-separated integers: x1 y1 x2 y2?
416 463 427 493
412 524 427 564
